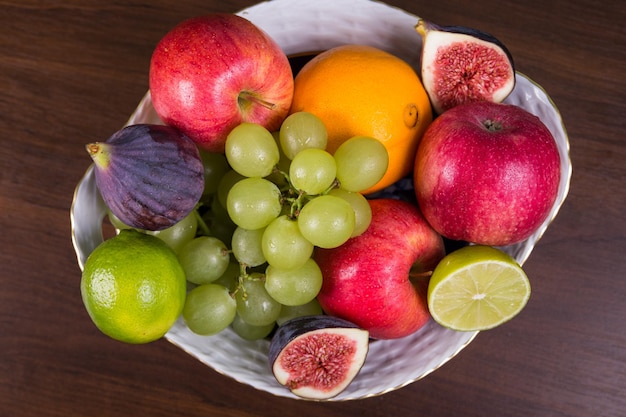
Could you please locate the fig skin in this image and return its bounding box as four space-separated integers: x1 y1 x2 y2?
87 124 204 231
417 19 516 114
269 315 369 400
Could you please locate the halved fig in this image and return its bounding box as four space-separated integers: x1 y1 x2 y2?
269 315 369 400
416 19 516 114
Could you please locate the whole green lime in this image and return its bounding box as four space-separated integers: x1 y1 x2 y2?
81 229 187 344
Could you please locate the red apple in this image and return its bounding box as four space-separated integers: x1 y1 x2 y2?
149 14 294 153
414 101 561 246
314 198 445 340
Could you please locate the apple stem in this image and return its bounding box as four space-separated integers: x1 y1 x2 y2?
482 119 503 131
409 271 433 279
238 91 276 110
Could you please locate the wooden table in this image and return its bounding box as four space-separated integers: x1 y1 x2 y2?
2 0 624 416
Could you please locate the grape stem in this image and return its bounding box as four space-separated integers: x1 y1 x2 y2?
322 178 340 195
274 167 341 220
273 166 291 187
234 265 248 300
289 190 306 219
233 262 267 300
193 207 212 236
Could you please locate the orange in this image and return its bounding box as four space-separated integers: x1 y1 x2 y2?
290 45 432 194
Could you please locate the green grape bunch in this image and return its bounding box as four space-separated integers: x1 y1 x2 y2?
116 111 388 341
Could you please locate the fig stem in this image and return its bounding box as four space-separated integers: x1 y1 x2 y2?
85 142 101 156
85 142 110 169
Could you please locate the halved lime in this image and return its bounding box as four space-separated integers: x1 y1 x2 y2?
427 245 531 331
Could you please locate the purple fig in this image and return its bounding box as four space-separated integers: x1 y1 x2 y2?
86 124 204 231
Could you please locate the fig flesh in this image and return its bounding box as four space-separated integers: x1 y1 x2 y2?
86 124 204 231
416 19 515 114
269 315 369 400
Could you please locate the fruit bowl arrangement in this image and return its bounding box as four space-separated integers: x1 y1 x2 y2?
71 0 571 401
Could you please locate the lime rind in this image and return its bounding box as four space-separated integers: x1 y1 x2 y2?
427 246 531 332
81 229 187 343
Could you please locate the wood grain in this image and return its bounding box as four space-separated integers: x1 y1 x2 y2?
1 1 624 416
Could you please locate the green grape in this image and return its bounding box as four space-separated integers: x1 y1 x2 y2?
265 258 323 306
214 260 241 293
107 210 132 231
297 194 355 249
279 111 328 159
178 236 230 285
183 284 236 336
276 298 324 326
262 215 313 270
289 148 337 195
333 136 389 192
328 188 372 237
217 169 246 209
199 150 230 196
231 226 266 267
231 314 275 341
146 210 198 253
226 177 282 230
235 274 282 326
225 123 280 178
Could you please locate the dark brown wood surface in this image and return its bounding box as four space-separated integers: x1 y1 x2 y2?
2 1 624 416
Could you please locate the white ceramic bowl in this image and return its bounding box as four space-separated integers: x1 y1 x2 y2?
71 0 572 401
